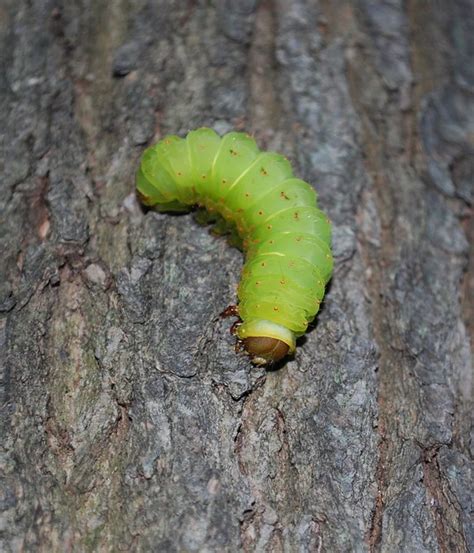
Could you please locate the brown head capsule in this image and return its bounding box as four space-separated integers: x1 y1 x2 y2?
243 336 290 366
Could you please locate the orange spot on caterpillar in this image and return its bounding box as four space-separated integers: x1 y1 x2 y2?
245 192 251 198
280 279 286 285
273 306 279 311
258 210 264 216
295 236 302 242
293 211 300 220
267 224 272 230
261 262 266 267
222 179 227 184
280 191 290 200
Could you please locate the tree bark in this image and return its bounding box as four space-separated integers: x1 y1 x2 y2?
0 1 472 551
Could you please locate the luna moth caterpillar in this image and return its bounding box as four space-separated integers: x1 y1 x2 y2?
136 128 333 365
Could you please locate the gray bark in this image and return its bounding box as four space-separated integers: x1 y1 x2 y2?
0 1 472 551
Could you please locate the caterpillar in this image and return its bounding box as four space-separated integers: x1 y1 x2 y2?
136 128 333 365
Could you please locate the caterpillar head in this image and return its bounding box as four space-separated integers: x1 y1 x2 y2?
237 319 296 366
243 336 290 365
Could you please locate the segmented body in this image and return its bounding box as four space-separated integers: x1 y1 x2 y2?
136 128 333 364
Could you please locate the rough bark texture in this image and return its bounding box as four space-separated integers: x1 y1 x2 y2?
0 1 472 552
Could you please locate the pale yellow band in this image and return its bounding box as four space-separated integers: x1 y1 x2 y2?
237 319 296 352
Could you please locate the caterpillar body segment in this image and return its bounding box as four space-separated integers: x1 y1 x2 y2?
136 128 333 365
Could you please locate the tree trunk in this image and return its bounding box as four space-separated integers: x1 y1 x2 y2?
0 1 472 551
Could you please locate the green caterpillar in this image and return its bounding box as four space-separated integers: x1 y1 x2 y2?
136 128 333 365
